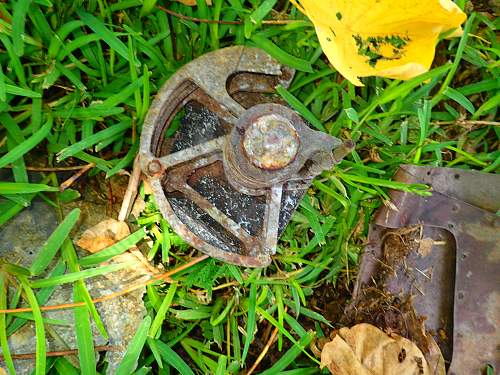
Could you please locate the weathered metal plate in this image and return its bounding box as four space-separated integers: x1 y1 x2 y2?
354 165 500 374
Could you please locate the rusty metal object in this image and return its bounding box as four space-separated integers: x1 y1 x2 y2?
242 114 299 170
139 46 353 267
353 165 500 374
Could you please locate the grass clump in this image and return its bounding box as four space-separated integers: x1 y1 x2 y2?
0 0 498 374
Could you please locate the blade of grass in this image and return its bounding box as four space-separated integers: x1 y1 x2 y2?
155 340 195 375
79 227 146 267
241 280 257 365
258 331 315 375
337 171 430 195
57 120 130 161
472 93 500 120
62 241 108 339
30 208 80 276
73 283 97 375
0 272 15 375
76 11 139 66
147 337 164 369
149 282 177 339
256 307 319 365
0 65 6 102
7 261 66 336
443 87 475 114
230 315 241 364
414 100 431 163
54 358 80 375
274 284 284 351
30 262 133 288
215 355 227 375
116 316 152 375
0 182 58 195
140 0 157 16
12 0 32 56
276 85 326 132
210 296 235 327
18 276 46 375
4 84 42 98
244 0 277 38
251 35 313 73
358 64 451 126
432 13 476 105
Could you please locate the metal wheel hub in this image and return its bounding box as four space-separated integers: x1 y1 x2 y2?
139 46 353 267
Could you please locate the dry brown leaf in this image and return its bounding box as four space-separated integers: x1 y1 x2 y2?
76 218 159 275
175 0 212 6
76 219 130 253
417 238 434 257
321 323 445 375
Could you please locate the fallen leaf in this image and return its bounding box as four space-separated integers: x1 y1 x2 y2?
417 238 434 257
291 0 467 85
76 219 130 253
321 323 445 375
175 0 212 6
76 218 160 275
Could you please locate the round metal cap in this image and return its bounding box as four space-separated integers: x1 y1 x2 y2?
242 114 299 170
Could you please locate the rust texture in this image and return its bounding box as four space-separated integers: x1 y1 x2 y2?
139 46 353 267
242 114 299 170
353 165 500 374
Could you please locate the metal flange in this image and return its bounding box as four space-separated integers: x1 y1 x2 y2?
139 46 353 267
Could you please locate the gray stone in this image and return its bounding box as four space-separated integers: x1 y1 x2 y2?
0 201 147 374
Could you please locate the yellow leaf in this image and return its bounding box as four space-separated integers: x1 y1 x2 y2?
291 0 467 85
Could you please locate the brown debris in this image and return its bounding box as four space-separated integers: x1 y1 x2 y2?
321 323 445 375
76 219 130 253
416 238 434 257
175 0 212 5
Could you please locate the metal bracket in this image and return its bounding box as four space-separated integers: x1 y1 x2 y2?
353 165 500 374
132 46 353 267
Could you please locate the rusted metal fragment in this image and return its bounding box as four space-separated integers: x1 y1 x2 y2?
353 165 500 374
139 46 353 267
243 114 300 170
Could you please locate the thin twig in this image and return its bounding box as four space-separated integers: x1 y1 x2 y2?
212 281 239 291
118 155 142 222
0 255 208 314
246 327 280 375
247 306 288 375
156 4 296 25
0 345 116 360
1 165 93 172
59 163 95 191
434 120 500 127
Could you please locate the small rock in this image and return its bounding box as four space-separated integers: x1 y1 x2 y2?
0 201 148 374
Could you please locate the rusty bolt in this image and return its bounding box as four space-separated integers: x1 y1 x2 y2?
242 114 299 170
147 160 162 176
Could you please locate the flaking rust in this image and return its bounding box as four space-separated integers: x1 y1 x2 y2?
137 46 354 267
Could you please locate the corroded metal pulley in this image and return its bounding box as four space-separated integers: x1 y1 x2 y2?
139 46 353 267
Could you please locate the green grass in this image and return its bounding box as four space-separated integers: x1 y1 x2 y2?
0 0 499 374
